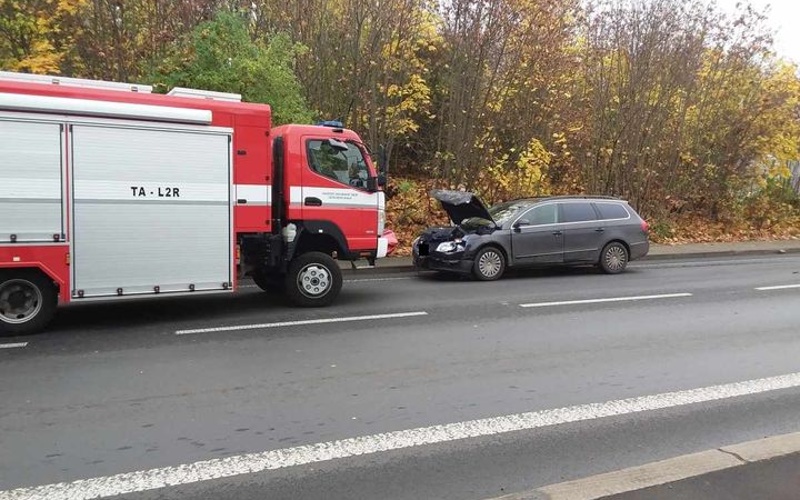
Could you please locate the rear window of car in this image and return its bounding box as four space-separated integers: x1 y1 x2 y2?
595 202 629 220
560 202 597 223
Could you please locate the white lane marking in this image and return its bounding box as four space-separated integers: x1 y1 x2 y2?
519 292 693 308
755 284 800 291
5 371 800 500
175 311 428 335
0 342 27 349
345 277 412 283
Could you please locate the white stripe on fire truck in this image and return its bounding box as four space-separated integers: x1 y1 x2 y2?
1 180 379 207
234 184 270 204
74 180 229 202
290 186 379 207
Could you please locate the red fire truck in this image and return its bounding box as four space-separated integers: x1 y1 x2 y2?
0 71 395 335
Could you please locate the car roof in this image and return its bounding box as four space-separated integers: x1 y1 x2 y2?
503 195 624 206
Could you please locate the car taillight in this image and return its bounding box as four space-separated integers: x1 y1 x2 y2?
641 220 649 233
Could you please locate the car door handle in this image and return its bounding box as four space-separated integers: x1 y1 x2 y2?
595 228 605 233
304 197 322 207
552 230 563 236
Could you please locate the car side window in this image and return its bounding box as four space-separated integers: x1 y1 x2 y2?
560 202 598 223
595 202 629 220
525 204 558 225
307 139 369 189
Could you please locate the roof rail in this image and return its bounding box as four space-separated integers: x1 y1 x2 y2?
536 194 622 201
167 87 242 102
0 71 152 93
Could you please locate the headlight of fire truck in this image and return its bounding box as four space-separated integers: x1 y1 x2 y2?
378 209 386 235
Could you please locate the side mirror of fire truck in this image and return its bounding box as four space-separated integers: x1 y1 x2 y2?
326 138 349 151
377 144 388 187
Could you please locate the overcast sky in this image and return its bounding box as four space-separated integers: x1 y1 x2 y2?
714 0 800 64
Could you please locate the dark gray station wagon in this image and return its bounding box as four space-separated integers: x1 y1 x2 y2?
412 191 650 280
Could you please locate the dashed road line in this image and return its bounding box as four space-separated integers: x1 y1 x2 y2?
0 342 28 349
5 371 800 500
755 284 800 291
519 292 693 308
175 311 428 335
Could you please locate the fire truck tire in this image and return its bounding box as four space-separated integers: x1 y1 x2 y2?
285 252 342 307
0 270 57 336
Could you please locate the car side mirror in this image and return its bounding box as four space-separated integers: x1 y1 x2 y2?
377 173 387 187
513 219 531 229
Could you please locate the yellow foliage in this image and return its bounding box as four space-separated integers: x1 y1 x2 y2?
477 138 552 203
373 3 441 138
11 40 61 73
0 0 88 74
754 61 800 165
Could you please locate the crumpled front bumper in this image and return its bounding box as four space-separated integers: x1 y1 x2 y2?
412 243 474 274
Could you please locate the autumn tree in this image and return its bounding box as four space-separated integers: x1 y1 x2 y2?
154 11 313 125
428 0 579 201
569 0 789 221
245 0 442 167
66 0 226 82
0 0 85 73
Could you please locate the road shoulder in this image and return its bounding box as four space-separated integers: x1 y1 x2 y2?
490 431 800 500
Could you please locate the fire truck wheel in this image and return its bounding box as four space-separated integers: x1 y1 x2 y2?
0 270 57 336
286 252 342 307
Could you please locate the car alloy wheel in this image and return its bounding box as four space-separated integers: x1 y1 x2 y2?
600 242 629 274
474 247 505 281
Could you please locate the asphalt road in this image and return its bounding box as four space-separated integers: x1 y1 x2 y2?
1 255 800 499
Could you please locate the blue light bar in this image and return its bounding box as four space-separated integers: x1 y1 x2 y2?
315 120 344 128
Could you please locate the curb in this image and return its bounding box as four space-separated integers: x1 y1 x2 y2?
486 431 800 500
342 246 800 276
640 246 800 261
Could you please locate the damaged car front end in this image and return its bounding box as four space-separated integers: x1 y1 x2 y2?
412 190 519 279
413 224 489 274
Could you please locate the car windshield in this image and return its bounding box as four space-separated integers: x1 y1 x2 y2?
487 200 532 226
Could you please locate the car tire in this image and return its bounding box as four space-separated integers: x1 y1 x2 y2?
599 241 629 274
0 270 58 336
472 246 506 281
285 252 342 307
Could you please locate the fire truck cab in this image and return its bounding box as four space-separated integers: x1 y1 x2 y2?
0 71 393 335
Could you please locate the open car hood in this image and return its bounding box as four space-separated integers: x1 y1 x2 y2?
431 190 494 225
